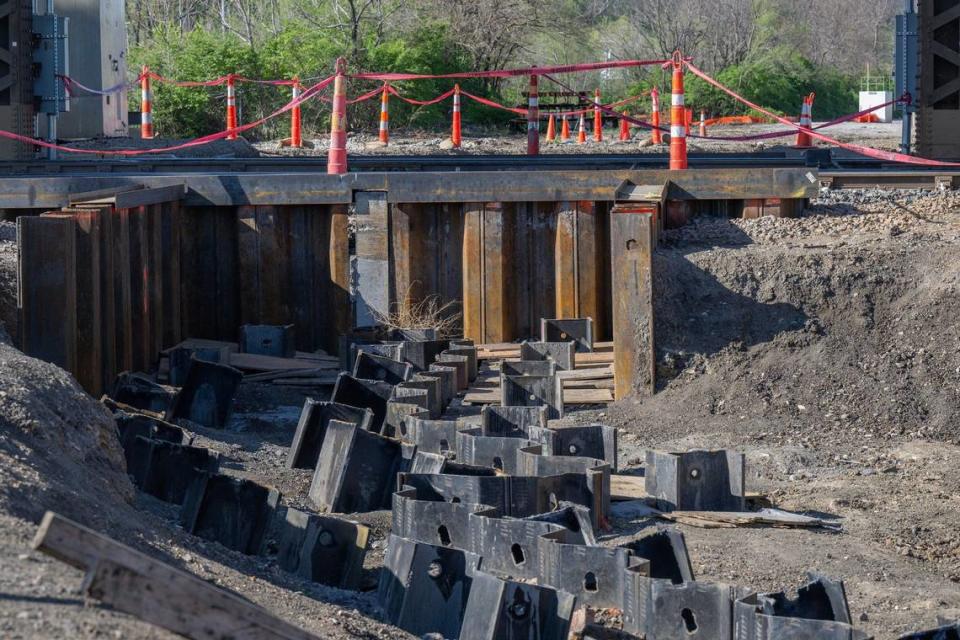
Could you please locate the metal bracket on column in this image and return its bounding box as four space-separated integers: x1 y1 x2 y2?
276 507 369 590
287 399 374 470
541 318 594 352
645 449 746 512
520 340 577 371
180 473 280 555
353 351 413 385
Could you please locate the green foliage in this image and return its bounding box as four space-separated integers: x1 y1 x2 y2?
683 51 858 119
627 50 858 121
128 21 511 140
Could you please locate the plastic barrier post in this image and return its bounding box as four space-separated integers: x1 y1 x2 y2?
546 112 556 142
140 66 154 140
290 79 303 148
651 86 661 145
619 111 630 141
593 88 603 142
226 74 238 141
670 54 688 170
527 73 539 156
379 85 390 145
577 113 586 144
685 107 693 136
451 84 462 148
561 114 570 143
794 93 814 148
327 58 348 175
699 109 706 137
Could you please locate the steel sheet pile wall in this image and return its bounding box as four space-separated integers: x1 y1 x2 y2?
19 201 182 396
391 201 610 345
19 203 350 395
180 204 350 353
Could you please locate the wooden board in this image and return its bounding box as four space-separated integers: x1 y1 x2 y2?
462 387 613 405
33 512 321 640
228 352 339 373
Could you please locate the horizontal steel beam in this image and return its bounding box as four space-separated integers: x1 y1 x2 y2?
820 170 960 190
0 168 819 209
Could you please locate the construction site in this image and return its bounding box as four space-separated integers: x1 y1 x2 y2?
1 1 960 639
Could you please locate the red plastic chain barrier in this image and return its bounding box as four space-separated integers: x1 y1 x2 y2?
387 85 456 106
61 75 135 97
0 75 334 156
349 58 671 82
684 61 960 166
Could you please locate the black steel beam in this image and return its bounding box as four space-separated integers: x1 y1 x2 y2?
0 168 819 209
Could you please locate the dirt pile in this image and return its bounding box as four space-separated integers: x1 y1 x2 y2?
643 190 960 447
0 340 133 526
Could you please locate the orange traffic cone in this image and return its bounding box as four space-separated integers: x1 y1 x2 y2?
560 114 571 142
619 112 630 141
546 113 556 142
794 93 815 148
698 109 706 137
685 107 693 136
650 86 661 145
593 88 603 142
577 113 586 144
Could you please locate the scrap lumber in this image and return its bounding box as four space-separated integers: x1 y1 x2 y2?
462 387 613 405
228 353 338 373
32 511 321 640
608 500 839 531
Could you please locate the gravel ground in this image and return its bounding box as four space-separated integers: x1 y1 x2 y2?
257 121 904 157
1 186 959 639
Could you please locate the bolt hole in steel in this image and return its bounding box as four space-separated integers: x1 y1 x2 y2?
689 468 701 480
583 572 598 592
529 394 537 401
317 530 335 547
511 543 525 565
427 560 443 579
560 332 568 339
681 608 698 633
450 496 461 503
508 601 529 620
568 444 578 454
439 438 450 451
493 456 504 471
626 238 637 250
437 525 451 547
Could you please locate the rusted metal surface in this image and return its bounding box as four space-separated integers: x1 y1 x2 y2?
741 198 804 219
610 202 657 399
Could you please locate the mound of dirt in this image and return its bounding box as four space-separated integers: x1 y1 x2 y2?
637 190 960 448
0 339 133 526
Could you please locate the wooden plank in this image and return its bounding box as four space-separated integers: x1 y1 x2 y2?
554 201 578 319
462 203 483 342
228 352 338 373
159 200 182 349
73 210 103 396
237 205 261 327
127 206 151 371
258 205 289 324
328 204 351 354
95 205 118 394
214 207 240 341
463 387 613 405
610 204 656 399
33 512 321 640
18 215 77 374
438 203 464 327
147 204 165 361
390 202 414 311
577 201 605 338
483 202 511 343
